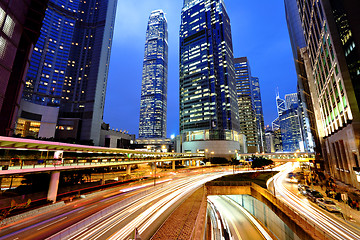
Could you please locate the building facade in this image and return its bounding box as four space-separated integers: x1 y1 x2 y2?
285 93 298 109
252 77 265 152
0 0 48 136
293 0 360 188
234 57 260 153
179 0 243 156
19 0 118 145
279 104 303 152
139 10 168 139
285 0 318 155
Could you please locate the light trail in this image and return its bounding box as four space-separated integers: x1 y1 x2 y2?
273 163 360 240
66 172 231 240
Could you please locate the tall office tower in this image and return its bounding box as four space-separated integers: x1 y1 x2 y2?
0 0 48 136
272 117 280 130
285 93 298 109
19 0 117 145
276 94 286 116
293 0 360 188
138 10 168 139
273 128 283 152
279 104 304 152
285 0 318 154
179 0 243 155
265 130 275 153
234 57 259 153
252 76 265 152
22 0 79 106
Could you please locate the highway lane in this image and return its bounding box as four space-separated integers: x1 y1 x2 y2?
0 179 168 240
208 196 271 240
66 172 230 240
0 171 230 240
273 163 360 240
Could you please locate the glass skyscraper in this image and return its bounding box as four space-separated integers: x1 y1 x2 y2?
20 0 118 145
22 0 79 106
252 77 265 152
279 105 303 152
180 0 243 155
139 10 168 139
234 57 260 153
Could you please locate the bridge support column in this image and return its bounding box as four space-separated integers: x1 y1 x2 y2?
126 165 131 175
182 160 185 166
47 171 60 203
192 160 196 166
172 161 175 170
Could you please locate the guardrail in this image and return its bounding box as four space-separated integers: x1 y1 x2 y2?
251 183 331 240
0 157 205 175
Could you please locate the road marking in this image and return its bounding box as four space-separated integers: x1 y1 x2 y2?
37 217 67 231
78 204 98 213
227 217 243 240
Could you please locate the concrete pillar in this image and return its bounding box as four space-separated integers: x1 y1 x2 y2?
192 160 196 166
47 171 60 203
172 161 175 170
182 160 185 165
126 165 131 175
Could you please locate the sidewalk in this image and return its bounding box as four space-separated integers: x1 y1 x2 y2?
304 172 360 229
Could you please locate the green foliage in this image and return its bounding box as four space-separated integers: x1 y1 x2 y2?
209 157 229 164
248 155 274 169
230 157 239 166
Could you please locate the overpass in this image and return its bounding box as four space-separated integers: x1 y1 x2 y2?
236 152 315 162
0 136 204 202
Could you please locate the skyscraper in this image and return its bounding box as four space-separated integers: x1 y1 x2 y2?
22 0 79 106
276 94 286 116
19 0 118 145
234 57 260 153
0 0 48 136
279 104 303 152
252 77 265 152
285 93 298 109
290 0 360 188
179 0 243 155
139 10 168 139
285 0 318 154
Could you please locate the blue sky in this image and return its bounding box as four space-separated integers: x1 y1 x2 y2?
103 0 297 137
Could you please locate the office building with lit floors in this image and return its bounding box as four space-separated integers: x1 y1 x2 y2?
279 103 304 152
139 10 168 139
179 0 245 157
0 0 48 136
18 0 118 145
292 0 360 188
285 0 318 155
252 77 265 152
234 57 261 153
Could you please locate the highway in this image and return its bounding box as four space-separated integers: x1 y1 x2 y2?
0 171 230 240
208 195 272 240
272 163 360 240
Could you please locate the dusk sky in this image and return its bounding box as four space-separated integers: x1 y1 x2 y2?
103 0 297 138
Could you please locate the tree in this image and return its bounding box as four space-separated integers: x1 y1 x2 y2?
251 155 273 169
230 157 239 174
